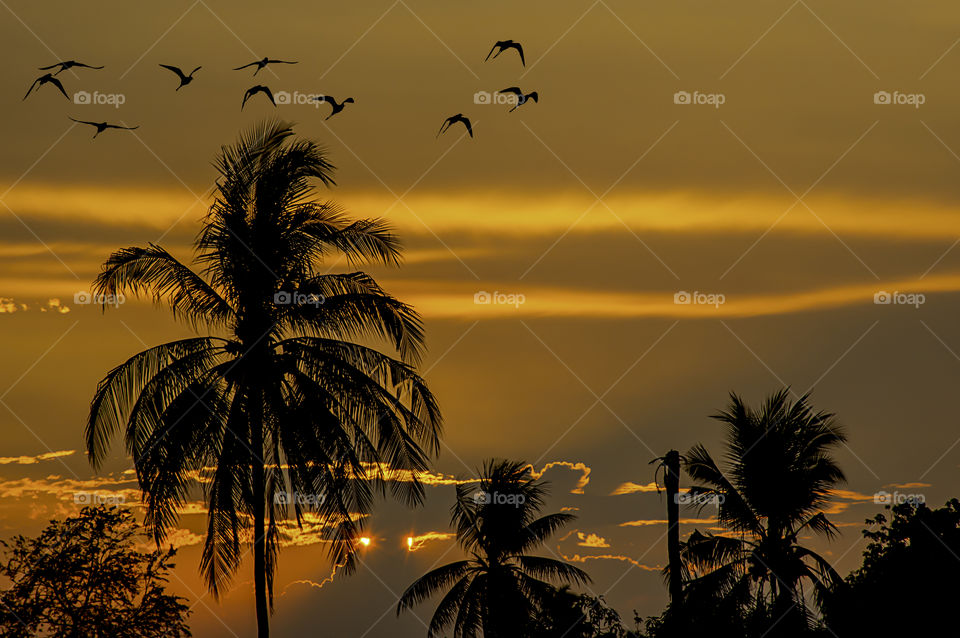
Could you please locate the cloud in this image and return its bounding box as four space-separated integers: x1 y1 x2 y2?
401 273 960 321
0 450 75 465
0 297 72 314
160 528 205 549
528 461 591 495
282 559 348 595
619 518 717 527
406 531 456 551
0 474 136 500
610 481 661 496
576 532 610 548
561 552 660 572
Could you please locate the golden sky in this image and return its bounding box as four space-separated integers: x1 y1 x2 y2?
2 1 960 635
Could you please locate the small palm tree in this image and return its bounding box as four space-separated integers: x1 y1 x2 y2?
680 389 845 632
85 121 442 638
397 459 590 638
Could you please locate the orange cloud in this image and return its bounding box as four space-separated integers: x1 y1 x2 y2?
0 450 75 464
406 531 456 551
610 481 661 496
528 461 591 495
576 532 610 548
619 518 716 527
562 552 660 572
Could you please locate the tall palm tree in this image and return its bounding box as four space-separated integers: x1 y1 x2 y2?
651 450 683 609
85 121 442 638
397 459 590 638
680 389 845 633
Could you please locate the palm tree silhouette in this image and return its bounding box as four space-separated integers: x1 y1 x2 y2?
680 389 845 633
651 450 683 610
85 121 442 638
397 459 590 637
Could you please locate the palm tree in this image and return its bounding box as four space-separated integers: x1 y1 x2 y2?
680 389 845 634
85 121 442 638
651 450 683 609
397 459 590 637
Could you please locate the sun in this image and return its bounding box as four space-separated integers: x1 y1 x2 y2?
358 537 371 547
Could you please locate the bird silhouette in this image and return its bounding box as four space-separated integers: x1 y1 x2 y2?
437 114 473 138
484 40 525 66
312 95 355 120
242 85 276 109
159 64 201 90
38 60 103 75
69 117 139 139
498 86 539 112
24 74 69 100
233 57 297 75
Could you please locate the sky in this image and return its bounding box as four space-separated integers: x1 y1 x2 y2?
2 0 960 635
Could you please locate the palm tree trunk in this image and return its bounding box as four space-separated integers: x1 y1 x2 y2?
664 450 683 608
251 395 270 638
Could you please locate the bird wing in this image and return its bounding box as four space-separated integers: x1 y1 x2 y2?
49 77 70 99
262 86 276 106
514 43 525 66
499 86 523 96
69 117 98 127
437 118 451 137
75 63 104 70
23 78 41 99
527 91 538 103
234 61 257 70
268 59 297 65
159 64 187 80
484 43 500 61
191 66 202 75
462 117 473 137
38 63 61 71
105 124 139 131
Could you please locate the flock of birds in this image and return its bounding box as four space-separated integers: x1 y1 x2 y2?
22 40 537 140
438 39 537 138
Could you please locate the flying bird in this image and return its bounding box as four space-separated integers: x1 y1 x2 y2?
38 60 103 75
312 95 355 120
241 85 276 109
23 73 69 100
233 57 297 75
437 113 473 138
498 86 539 112
159 64 201 90
484 40 525 66
69 117 139 139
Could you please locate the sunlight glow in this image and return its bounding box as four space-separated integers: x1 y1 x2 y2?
358 537 371 547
